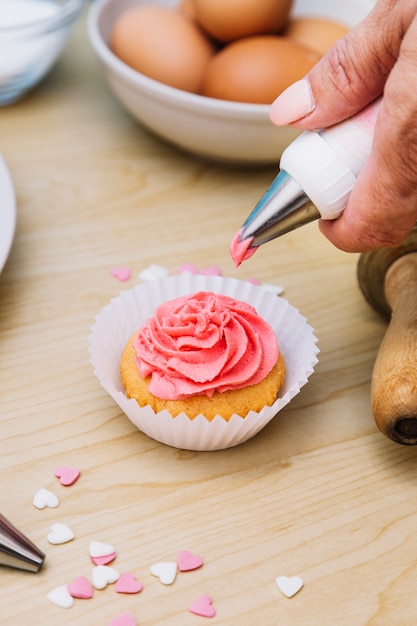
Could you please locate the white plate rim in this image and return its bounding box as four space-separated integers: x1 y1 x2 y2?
0 153 16 274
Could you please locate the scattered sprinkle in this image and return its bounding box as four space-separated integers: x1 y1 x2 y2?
201 266 222 276
111 266 132 282
275 575 304 598
46 585 74 609
47 522 75 545
115 573 143 594
188 595 216 618
177 263 222 276
131 262 285 297
263 282 285 296
92 565 120 590
177 550 204 572
138 264 170 281
33 488 59 509
67 576 94 599
91 553 117 566
89 541 115 557
150 561 177 585
109 612 137 626
89 540 117 565
54 466 80 486
177 262 198 274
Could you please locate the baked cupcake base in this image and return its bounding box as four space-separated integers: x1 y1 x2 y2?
121 325 286 420
89 274 319 450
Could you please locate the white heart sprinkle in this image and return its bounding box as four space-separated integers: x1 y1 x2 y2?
47 585 74 608
92 565 120 590
47 523 75 545
138 264 170 281
263 283 285 296
33 488 59 509
89 540 115 557
276 575 304 598
150 561 177 585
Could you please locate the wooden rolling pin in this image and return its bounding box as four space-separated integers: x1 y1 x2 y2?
357 225 417 445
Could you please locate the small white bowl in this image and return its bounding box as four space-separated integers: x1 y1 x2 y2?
0 0 85 106
88 0 376 164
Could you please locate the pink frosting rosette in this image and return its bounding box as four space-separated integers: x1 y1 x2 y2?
133 291 278 400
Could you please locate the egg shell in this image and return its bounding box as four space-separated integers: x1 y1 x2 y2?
285 17 350 56
110 5 216 93
202 35 320 105
179 0 198 20
193 0 294 43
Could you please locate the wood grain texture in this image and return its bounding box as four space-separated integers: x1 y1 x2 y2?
1 8 417 626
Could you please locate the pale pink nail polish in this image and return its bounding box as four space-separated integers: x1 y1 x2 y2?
269 79 315 126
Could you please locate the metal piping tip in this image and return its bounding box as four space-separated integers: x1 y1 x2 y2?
240 169 321 247
0 514 45 573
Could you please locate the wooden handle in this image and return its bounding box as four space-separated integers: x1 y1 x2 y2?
371 252 417 444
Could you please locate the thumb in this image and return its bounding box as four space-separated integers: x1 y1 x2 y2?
270 0 413 129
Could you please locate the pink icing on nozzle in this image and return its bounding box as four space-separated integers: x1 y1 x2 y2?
230 228 258 267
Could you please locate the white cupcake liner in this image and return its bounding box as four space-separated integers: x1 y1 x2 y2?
89 274 319 451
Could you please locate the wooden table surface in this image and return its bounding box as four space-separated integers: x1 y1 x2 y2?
2 8 417 626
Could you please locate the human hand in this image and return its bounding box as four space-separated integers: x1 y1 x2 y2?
269 0 417 252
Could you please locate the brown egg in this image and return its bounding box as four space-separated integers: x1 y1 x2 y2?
193 0 294 43
201 35 320 104
285 17 350 56
178 0 198 20
110 5 215 93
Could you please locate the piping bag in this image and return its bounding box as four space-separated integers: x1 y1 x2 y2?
231 97 381 265
0 513 45 572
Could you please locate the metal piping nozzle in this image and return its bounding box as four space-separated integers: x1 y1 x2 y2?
0 513 45 573
240 169 320 247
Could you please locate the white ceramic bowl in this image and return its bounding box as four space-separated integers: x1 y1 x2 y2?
0 0 85 106
88 0 376 164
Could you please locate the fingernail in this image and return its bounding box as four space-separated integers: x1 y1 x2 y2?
269 79 315 126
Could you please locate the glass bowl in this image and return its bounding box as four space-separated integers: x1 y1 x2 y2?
0 0 85 106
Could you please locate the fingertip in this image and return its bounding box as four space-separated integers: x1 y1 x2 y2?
318 215 375 254
269 79 316 126
318 218 363 253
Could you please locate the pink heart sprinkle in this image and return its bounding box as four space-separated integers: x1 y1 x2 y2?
54 466 80 486
178 550 204 572
111 266 131 282
200 266 222 276
177 263 198 274
67 576 93 599
108 612 137 626
247 277 261 285
91 552 117 566
188 595 216 618
115 573 143 594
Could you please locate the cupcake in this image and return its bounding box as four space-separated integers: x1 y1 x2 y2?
89 274 319 450
120 291 286 420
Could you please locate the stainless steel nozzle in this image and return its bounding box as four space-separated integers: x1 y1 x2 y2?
240 169 320 247
0 513 45 573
